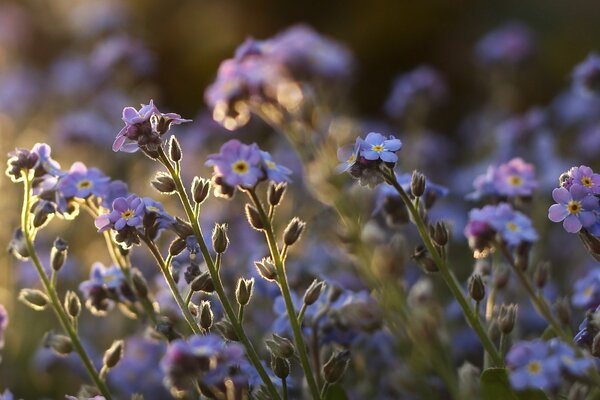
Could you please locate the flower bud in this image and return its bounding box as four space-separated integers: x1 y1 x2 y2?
493 265 510 290
214 320 239 341
192 177 211 204
191 272 214 293
19 288 49 311
131 269 149 298
31 200 55 228
103 340 124 369
245 204 264 230
169 237 187 256
266 334 295 359
140 146 160 160
303 280 325 306
212 223 229 254
410 170 426 197
468 274 485 302
487 320 500 342
236 278 254 306
64 291 81 319
151 173 176 194
554 297 571 326
268 182 287 207
498 304 518 334
271 356 290 379
173 217 194 238
199 300 213 331
283 217 306 246
50 237 68 271
169 136 182 162
328 285 343 303
155 320 182 342
413 245 438 273
8 228 29 260
432 221 449 247
43 332 73 355
534 261 550 289
323 350 350 384
255 257 277 281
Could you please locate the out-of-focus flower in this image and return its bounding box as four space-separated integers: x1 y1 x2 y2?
548 339 593 377
468 158 537 200
572 269 600 310
259 150 292 183
0 304 8 350
206 140 263 188
79 262 131 315
574 305 600 348
336 140 360 173
572 53 600 96
505 340 560 391
548 186 598 233
58 162 110 200
475 21 535 66
384 65 447 119
91 35 154 77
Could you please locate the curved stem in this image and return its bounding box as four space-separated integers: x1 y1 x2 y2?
383 168 503 368
20 173 113 399
247 189 322 399
156 147 281 400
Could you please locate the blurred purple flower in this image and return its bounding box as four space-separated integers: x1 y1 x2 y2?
58 162 110 199
572 53 600 96
0 304 8 350
572 269 600 310
475 21 535 66
260 150 292 183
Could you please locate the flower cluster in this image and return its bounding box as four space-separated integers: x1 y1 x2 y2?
548 165 600 233
468 158 537 200
464 203 538 256
78 262 132 315
206 139 291 198
337 132 402 187
160 334 249 397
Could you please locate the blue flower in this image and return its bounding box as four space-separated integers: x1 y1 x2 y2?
260 150 292 183
96 195 145 232
79 262 128 315
572 53 600 95
358 132 402 163
506 340 561 391
487 203 538 247
572 269 600 310
57 162 110 199
336 140 360 173
206 139 264 188
0 304 7 350
549 339 593 377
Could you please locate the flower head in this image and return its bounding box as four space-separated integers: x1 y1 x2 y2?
57 162 110 200
336 140 360 173
572 269 600 310
206 140 264 188
79 262 130 315
505 340 561 391
469 158 537 200
562 165 600 194
358 132 402 163
475 22 534 66
572 53 600 95
260 150 292 183
548 186 598 233
95 194 146 248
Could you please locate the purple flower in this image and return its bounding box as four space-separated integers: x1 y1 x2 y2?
0 390 13 400
260 150 292 183
79 262 128 315
206 140 264 188
572 53 600 95
0 304 8 350
548 186 598 233
57 162 110 199
563 165 600 194
469 158 537 200
113 100 191 152
572 269 600 310
358 132 402 163
96 195 145 232
31 143 63 177
548 339 593 378
506 340 561 391
487 203 538 246
475 22 534 66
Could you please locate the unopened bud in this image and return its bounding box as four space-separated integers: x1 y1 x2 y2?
8 228 29 260
169 136 182 162
31 200 55 228
432 221 449 247
173 217 194 238
303 280 325 306
468 274 485 302
534 261 550 289
413 245 438 273
410 170 426 197
19 288 49 311
323 350 351 384
192 177 211 204
155 320 182 342
283 218 306 246
103 340 124 369
64 291 81 319
191 272 214 293
169 238 187 256
268 182 287 207
214 320 239 341
236 278 254 306
140 146 160 160
43 332 73 355
554 297 571 326
266 334 295 359
212 223 229 254
328 286 343 303
498 304 518 334
488 320 500 342
271 356 290 379
245 204 264 230
151 173 176 194
199 301 213 331
493 265 510 290
131 269 149 298
255 258 277 281
51 237 68 271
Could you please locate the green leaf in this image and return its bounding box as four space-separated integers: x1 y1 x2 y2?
324 384 348 400
480 368 549 400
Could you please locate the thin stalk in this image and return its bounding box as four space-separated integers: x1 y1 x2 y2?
282 378 289 400
141 236 201 335
185 289 194 307
247 189 321 400
156 147 281 400
383 168 503 368
297 303 308 324
320 383 330 399
238 304 245 323
20 173 112 399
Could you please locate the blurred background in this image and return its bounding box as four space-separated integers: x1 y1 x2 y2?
3 0 600 398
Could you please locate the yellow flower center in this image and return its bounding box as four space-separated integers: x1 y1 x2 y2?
77 179 92 189
347 153 356 164
232 160 250 174
265 160 277 170
508 175 523 186
121 210 134 220
527 361 542 375
584 285 595 298
582 177 593 188
506 222 520 232
371 144 385 153
567 200 582 215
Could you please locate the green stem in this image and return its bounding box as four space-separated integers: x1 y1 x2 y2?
320 382 330 399
157 147 281 400
20 173 113 399
248 189 322 400
238 304 245 323
383 168 503 368
282 378 289 400
185 289 194 307
298 303 307 324
141 236 201 335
